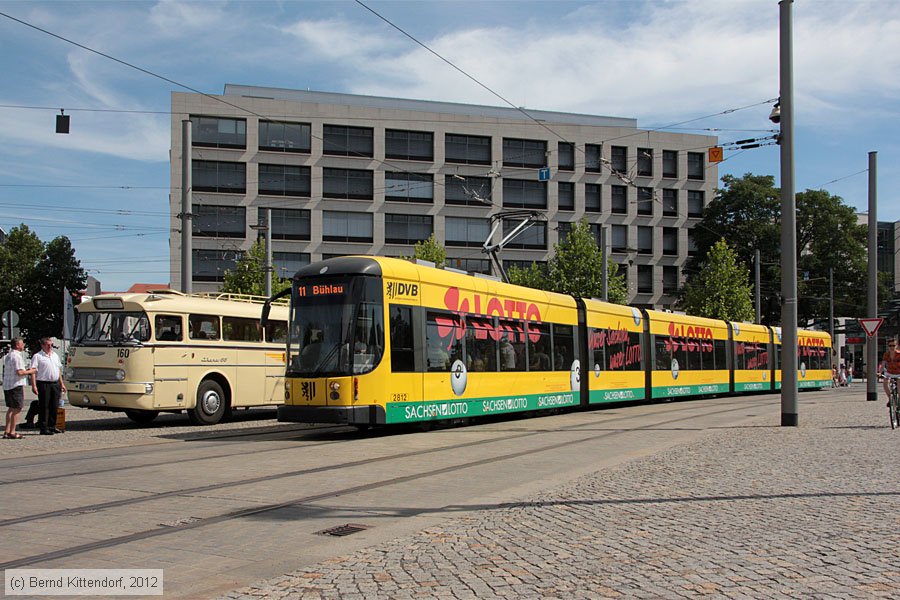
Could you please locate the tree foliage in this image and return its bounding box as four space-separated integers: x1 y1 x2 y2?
509 220 626 303
687 173 873 325
410 234 446 268
0 225 86 350
679 239 754 322
220 239 290 297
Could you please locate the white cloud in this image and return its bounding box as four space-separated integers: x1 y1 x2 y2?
280 18 403 61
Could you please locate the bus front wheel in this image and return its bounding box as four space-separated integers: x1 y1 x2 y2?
189 380 227 425
124 409 159 425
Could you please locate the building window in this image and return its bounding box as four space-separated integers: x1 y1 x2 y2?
502 179 547 209
263 208 310 241
323 124 373 157
663 189 678 216
637 226 653 255
502 219 546 249
448 257 491 274
611 224 628 252
611 146 627 172
385 214 433 245
637 187 654 216
558 182 575 211
504 259 546 272
445 175 492 206
503 138 546 168
193 160 246 194
322 211 373 243
446 216 490 247
662 150 678 178
193 249 239 282
193 205 245 238
688 230 699 256
557 222 573 244
662 227 678 256
663 265 679 294
273 252 310 279
688 190 705 217
445 133 491 165
637 148 653 177
585 144 602 172
585 183 602 212
323 168 373 200
259 120 310 152
385 129 433 161
558 142 575 171
589 224 603 247
611 185 627 214
637 265 654 294
258 164 311 197
385 172 433 203
687 152 704 180
190 116 246 149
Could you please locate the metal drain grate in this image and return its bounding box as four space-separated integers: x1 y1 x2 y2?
316 523 371 537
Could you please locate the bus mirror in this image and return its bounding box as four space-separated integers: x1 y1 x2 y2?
261 303 271 329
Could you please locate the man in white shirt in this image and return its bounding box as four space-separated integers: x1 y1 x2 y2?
30 337 66 436
4 337 36 439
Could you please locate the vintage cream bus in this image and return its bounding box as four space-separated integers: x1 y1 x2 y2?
66 290 288 425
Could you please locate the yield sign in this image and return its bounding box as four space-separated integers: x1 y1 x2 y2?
858 318 884 337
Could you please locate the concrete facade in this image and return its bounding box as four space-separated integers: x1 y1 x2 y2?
170 86 718 307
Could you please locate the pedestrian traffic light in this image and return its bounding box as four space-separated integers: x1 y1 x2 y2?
56 110 69 134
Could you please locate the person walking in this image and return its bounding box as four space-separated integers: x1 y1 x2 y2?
3 337 36 439
30 338 66 436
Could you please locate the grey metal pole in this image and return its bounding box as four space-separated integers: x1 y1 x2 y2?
600 225 608 302
755 249 762 324
265 208 273 297
866 151 878 401
829 266 834 365
180 120 192 294
779 0 798 426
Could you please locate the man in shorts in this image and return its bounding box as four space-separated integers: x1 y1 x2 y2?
881 337 900 406
4 337 37 439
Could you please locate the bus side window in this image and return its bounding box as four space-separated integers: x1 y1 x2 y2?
266 321 287 344
223 317 260 342
155 315 183 342
189 314 220 340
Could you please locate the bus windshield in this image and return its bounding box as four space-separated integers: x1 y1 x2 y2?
74 311 151 346
288 277 384 376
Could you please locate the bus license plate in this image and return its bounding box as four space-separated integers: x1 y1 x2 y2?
77 383 98 391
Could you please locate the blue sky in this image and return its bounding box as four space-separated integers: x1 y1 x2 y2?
0 0 898 292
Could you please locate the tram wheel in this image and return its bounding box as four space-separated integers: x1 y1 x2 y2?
124 409 159 424
189 380 227 425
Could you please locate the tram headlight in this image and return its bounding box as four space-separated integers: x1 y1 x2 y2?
329 382 340 391
115 369 126 381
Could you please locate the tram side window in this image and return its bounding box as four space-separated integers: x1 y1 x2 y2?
589 328 606 372
189 314 220 340
679 338 700 371
223 317 261 342
498 319 526 372
266 320 287 344
389 305 415 372
714 339 727 370
655 335 671 370
466 316 497 372
757 345 770 370
527 322 551 371
552 324 575 371
425 311 463 372
155 315 183 342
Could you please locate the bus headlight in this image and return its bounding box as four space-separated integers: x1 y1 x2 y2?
144 383 154 394
65 367 75 380
115 369 126 381
82 395 90 404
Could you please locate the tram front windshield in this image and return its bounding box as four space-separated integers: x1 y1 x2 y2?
288 277 384 376
74 311 151 346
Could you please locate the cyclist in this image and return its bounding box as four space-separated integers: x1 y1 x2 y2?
881 337 900 406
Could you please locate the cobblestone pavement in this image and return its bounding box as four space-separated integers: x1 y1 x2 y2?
223 387 900 599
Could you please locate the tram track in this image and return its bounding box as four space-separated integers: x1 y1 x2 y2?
0 395 776 570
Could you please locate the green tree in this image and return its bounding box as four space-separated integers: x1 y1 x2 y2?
410 234 446 268
221 239 290 297
509 220 626 303
688 173 872 324
680 239 754 321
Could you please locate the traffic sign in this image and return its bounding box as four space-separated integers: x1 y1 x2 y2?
538 167 551 181
708 146 724 163
2 310 18 328
858 317 884 337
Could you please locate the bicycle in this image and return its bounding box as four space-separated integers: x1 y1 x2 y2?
886 373 900 430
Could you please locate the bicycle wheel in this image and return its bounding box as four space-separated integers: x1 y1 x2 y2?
891 388 899 430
